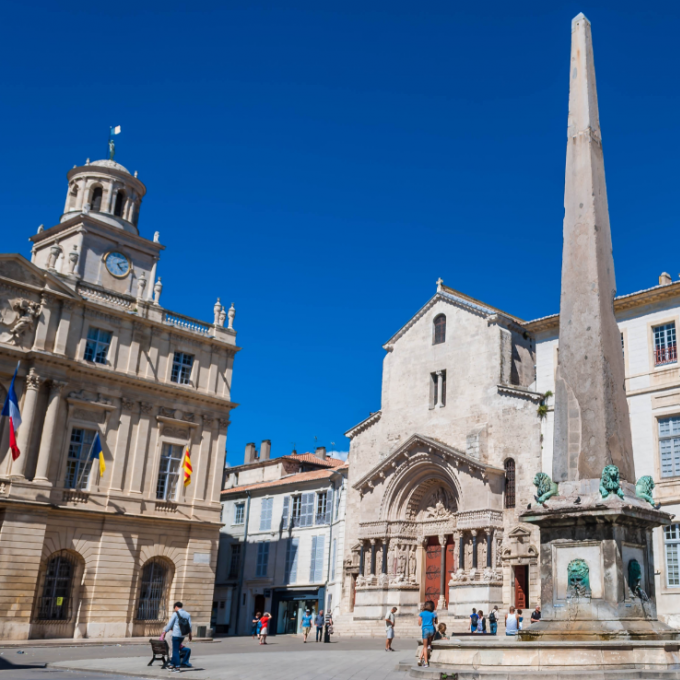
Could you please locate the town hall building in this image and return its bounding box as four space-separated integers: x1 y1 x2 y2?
0 153 238 639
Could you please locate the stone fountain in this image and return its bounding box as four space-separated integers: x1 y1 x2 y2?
417 13 680 678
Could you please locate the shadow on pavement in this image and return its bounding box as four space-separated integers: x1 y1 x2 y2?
0 657 47 670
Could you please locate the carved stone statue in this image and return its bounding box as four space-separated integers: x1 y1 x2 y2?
423 487 455 519
108 138 116 161
600 465 625 500
567 558 591 597
397 548 406 576
9 299 41 345
408 549 416 580
635 476 660 509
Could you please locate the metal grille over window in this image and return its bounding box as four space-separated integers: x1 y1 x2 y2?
156 443 183 500
256 543 269 577
315 491 328 525
654 322 677 366
504 458 516 509
665 524 680 587
433 314 446 345
136 559 167 620
260 497 273 531
37 551 75 620
284 538 299 583
659 416 680 478
65 428 96 489
171 351 194 384
84 327 113 364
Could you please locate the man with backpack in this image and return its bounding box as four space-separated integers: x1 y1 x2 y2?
469 608 479 633
162 601 193 672
488 606 499 635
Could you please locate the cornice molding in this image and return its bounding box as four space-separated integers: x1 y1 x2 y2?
345 411 381 439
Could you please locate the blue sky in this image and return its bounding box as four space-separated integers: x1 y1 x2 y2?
2 1 679 466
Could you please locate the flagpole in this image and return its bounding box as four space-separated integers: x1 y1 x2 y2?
76 434 97 490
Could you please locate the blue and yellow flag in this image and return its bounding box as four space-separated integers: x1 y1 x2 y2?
90 433 105 477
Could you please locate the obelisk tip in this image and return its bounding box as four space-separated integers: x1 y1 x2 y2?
572 13 590 30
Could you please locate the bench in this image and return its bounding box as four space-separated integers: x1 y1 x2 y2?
148 639 170 668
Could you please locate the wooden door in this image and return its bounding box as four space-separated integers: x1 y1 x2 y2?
444 537 455 605
514 565 528 609
425 538 441 603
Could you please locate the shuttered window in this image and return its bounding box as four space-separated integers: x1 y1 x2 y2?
282 496 290 529
665 524 680 587
310 535 325 582
660 416 680 478
256 543 269 578
299 493 315 527
260 497 273 531
285 538 299 583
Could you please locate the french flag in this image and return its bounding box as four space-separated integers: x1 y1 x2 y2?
2 364 22 461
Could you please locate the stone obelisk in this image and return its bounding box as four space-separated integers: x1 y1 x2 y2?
520 13 675 642
552 13 635 484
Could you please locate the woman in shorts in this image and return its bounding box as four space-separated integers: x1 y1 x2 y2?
259 612 271 645
418 601 438 668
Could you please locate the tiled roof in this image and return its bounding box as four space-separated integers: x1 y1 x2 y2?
281 453 345 468
222 468 338 496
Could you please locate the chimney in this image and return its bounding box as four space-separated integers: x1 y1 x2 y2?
244 442 257 464
659 272 672 286
260 439 271 461
315 446 327 460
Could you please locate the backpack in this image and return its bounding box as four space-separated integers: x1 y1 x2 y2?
177 612 192 636
470 613 479 626
489 611 496 623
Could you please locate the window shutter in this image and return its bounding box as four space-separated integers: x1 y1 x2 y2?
301 493 314 527
260 498 272 531
310 536 318 581
326 488 333 523
285 538 298 583
311 535 325 582
282 496 290 529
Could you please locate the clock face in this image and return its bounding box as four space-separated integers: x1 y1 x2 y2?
105 251 130 278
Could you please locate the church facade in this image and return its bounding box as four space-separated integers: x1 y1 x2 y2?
0 155 238 639
340 281 543 631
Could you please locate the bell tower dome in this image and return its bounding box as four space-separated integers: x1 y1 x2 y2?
62 158 147 235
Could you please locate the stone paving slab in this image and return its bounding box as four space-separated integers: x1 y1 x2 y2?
51 649 413 680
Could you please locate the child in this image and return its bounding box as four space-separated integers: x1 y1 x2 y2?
252 612 261 640
433 622 448 641
179 642 192 668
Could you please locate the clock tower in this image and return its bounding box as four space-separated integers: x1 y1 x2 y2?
29 157 162 300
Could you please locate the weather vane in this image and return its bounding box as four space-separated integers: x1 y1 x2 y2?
108 125 121 160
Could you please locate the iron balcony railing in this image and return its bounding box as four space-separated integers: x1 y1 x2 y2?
655 345 678 366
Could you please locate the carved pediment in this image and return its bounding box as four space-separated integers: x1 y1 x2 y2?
0 256 46 290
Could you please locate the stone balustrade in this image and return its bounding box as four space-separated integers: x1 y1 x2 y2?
163 311 212 336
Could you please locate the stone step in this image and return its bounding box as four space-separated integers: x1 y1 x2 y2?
406 666 680 680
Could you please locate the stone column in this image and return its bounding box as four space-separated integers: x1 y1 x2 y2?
359 543 365 577
459 531 465 571
381 539 388 575
434 371 442 406
438 534 447 609
436 371 444 408
370 539 377 576
34 379 67 482
32 295 53 351
486 528 493 569
210 417 229 503
11 369 42 478
471 530 478 570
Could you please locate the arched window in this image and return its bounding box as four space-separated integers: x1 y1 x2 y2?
504 458 516 509
38 552 76 620
433 314 446 345
137 559 168 621
91 187 103 212
114 190 125 217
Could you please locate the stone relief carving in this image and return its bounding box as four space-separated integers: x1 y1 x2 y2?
72 408 105 424
421 487 456 520
159 407 177 418
163 426 189 439
4 299 42 345
121 397 135 411
408 548 417 582
139 402 153 415
567 558 591 597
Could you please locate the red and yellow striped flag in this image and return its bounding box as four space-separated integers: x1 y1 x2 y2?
182 446 192 487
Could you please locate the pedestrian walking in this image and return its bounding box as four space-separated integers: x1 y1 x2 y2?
469 607 479 633
505 606 519 636
476 610 487 634
301 609 313 643
530 605 541 624
251 612 261 640
161 601 192 673
314 610 325 642
488 606 499 635
259 612 271 645
418 600 437 668
324 610 334 643
385 606 398 651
